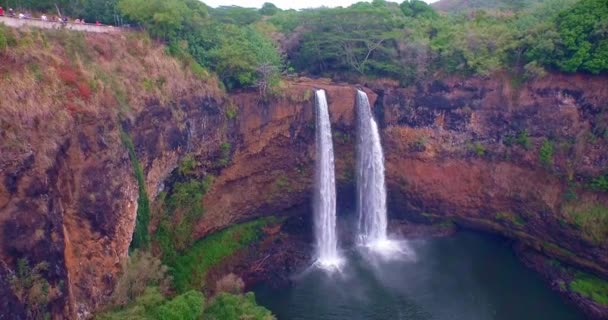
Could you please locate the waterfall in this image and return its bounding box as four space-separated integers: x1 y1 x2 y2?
356 90 390 249
314 90 342 268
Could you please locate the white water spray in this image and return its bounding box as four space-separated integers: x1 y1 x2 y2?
356 90 400 255
314 90 342 269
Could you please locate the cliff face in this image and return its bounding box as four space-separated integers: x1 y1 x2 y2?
0 29 223 318
380 74 608 277
1 30 608 318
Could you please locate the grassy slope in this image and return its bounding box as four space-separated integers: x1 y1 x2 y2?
432 0 542 12
0 26 221 172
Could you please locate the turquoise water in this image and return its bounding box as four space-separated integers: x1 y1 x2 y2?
254 232 585 320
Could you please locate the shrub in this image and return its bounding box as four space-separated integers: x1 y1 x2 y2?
539 139 554 166
516 130 531 150
215 273 245 295
8 259 52 320
205 292 275 320
110 250 172 307
98 287 204 320
570 272 608 305
155 290 204 320
177 154 197 176
590 174 608 193
468 141 485 157
567 204 608 244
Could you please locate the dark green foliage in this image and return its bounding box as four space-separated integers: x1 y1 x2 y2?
157 175 214 257
155 290 204 320
432 0 540 12
539 139 554 166
570 272 608 305
118 0 208 39
177 154 197 176
118 0 283 90
293 4 407 80
121 131 150 250
553 0 608 74
169 218 275 293
9 259 51 320
259 2 280 16
97 287 204 320
205 292 274 320
516 130 531 150
185 22 282 90
211 6 261 26
590 174 608 193
400 0 438 18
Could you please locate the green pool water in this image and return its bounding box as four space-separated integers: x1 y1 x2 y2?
253 232 585 320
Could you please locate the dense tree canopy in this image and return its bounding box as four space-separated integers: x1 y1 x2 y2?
17 0 604 88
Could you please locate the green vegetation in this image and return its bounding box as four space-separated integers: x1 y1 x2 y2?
539 139 554 167
567 204 608 244
432 0 543 13
97 248 273 319
216 142 232 167
13 0 608 87
225 103 238 120
98 286 204 320
120 131 150 250
495 212 525 227
157 175 214 259
117 0 283 92
273 174 292 194
468 141 486 157
590 174 608 193
8 259 52 320
169 218 276 293
178 154 198 176
516 130 531 150
570 272 608 305
205 292 275 320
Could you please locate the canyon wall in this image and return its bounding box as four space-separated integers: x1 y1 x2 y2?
1 30 607 318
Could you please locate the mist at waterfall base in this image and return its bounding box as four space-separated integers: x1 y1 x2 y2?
253 231 585 320
313 90 342 269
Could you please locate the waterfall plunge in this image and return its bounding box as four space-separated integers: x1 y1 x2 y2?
356 90 398 254
314 90 342 269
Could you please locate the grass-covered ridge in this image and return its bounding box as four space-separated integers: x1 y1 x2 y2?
24 0 604 95
570 272 608 306
566 203 608 244
169 217 278 293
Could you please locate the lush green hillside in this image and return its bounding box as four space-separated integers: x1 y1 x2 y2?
431 0 542 12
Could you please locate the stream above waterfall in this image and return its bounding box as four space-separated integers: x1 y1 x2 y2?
253 231 585 320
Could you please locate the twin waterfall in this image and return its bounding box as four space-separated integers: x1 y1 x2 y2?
314 90 341 268
355 90 389 248
314 89 394 270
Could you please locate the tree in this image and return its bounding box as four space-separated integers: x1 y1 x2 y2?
553 0 608 74
259 2 280 16
118 0 207 39
400 0 438 19
294 6 405 78
205 292 274 320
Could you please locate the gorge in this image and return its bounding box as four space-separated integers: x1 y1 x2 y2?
1 0 608 319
